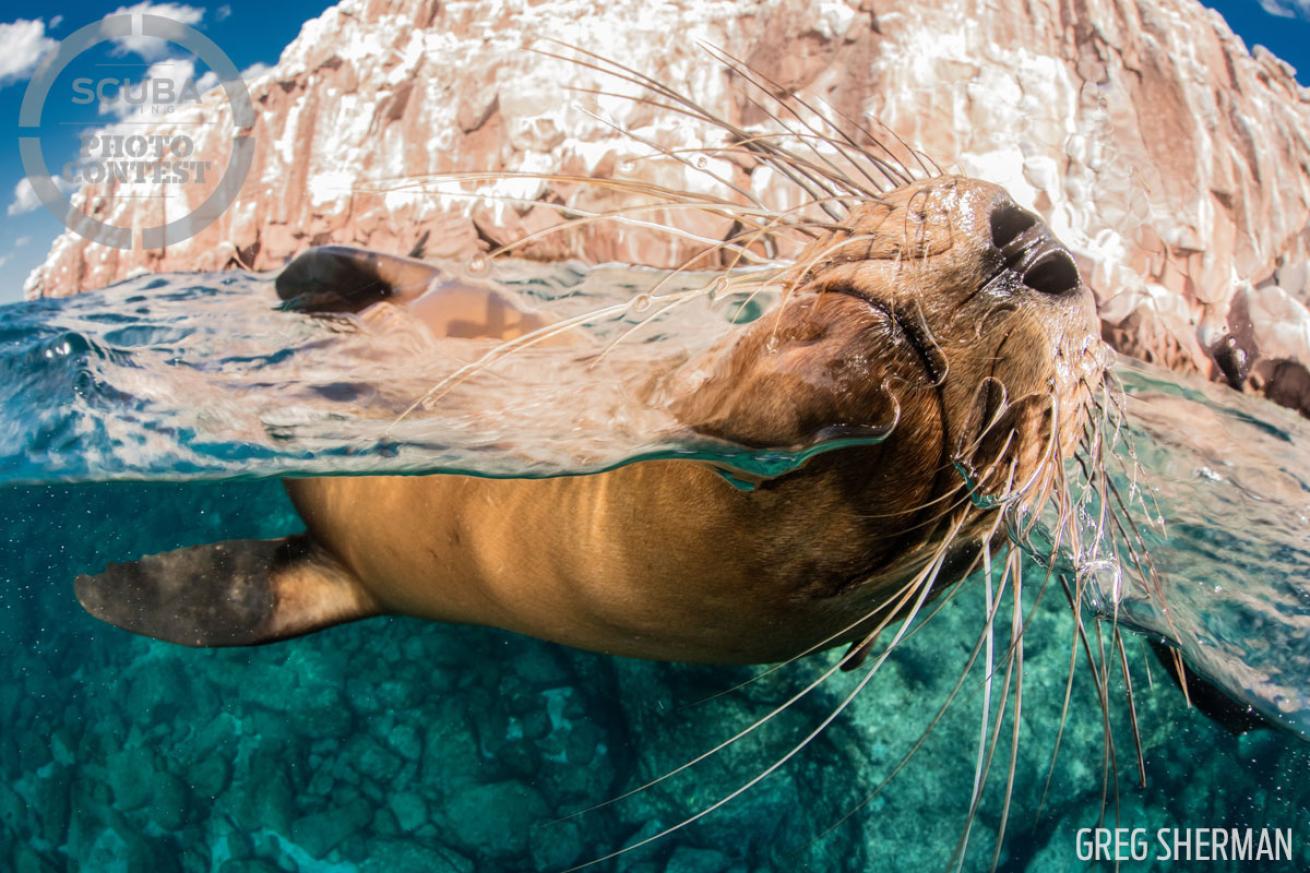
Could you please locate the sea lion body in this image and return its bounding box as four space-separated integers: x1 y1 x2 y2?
287 463 841 663
75 176 1105 665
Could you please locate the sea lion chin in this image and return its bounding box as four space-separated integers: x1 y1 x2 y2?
74 175 1107 665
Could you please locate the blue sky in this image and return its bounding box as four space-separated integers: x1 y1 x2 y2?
1205 0 1310 80
0 1 1306 304
0 0 335 302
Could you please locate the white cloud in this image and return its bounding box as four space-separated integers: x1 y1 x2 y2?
98 54 264 120
240 61 272 83
8 178 41 216
14 235 31 247
99 56 199 118
48 15 63 30
0 253 11 269
8 176 72 217
1258 0 1310 18
216 4 232 21
0 19 58 86
192 61 270 97
106 3 206 61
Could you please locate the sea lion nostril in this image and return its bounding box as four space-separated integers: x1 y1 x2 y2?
1023 251 1080 295
989 204 1037 249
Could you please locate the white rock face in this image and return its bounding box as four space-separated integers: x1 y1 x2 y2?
23 0 1310 408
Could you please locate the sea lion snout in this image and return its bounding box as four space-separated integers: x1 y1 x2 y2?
985 201 1079 298
986 201 1082 298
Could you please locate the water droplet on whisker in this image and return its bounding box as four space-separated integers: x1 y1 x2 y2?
465 254 489 276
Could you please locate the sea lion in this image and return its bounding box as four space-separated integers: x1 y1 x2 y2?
75 174 1107 665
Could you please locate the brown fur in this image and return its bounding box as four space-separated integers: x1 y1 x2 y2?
77 176 1106 661
276 176 1105 663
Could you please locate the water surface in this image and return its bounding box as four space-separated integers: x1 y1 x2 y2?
1 267 1308 870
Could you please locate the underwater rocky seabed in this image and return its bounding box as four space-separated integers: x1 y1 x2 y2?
0 480 1308 872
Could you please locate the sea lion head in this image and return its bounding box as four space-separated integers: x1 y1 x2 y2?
678 175 1108 586
808 175 1106 493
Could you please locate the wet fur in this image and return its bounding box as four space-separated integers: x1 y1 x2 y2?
73 45 1152 873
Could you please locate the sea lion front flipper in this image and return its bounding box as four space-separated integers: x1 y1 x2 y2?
74 535 380 647
275 245 444 312
275 245 558 342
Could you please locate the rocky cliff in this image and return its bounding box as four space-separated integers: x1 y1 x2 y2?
24 0 1310 410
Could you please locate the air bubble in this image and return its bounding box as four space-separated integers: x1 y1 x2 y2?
466 254 489 275
695 155 709 170
630 293 652 313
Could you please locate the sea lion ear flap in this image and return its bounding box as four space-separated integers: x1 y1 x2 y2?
74 535 380 647
275 245 444 313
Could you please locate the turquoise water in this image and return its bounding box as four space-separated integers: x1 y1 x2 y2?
2 269 1310 870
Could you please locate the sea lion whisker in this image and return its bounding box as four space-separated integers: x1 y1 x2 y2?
640 197 856 298
758 232 882 342
555 647 852 823
762 86 909 192
563 523 960 871
1114 626 1148 788
364 189 782 265
1035 580 1082 821
840 543 991 670
538 44 850 218
589 209 844 362
1091 619 1124 831
588 296 690 365
572 104 762 206
970 539 998 721
686 535 972 709
557 556 943 824
1057 571 1121 830
848 480 972 521
359 169 748 208
806 93 922 184
722 90 861 192
696 41 902 195
854 416 1026 533
396 218 852 421
604 80 867 219
475 198 792 265
951 546 1019 873
358 170 821 260
988 550 1026 873
731 91 878 201
630 132 885 198
865 112 938 179
997 391 1063 508
593 83 857 214
399 198 861 415
355 171 794 256
803 533 1022 849
810 94 919 186
388 301 630 429
639 128 897 209
720 81 884 198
